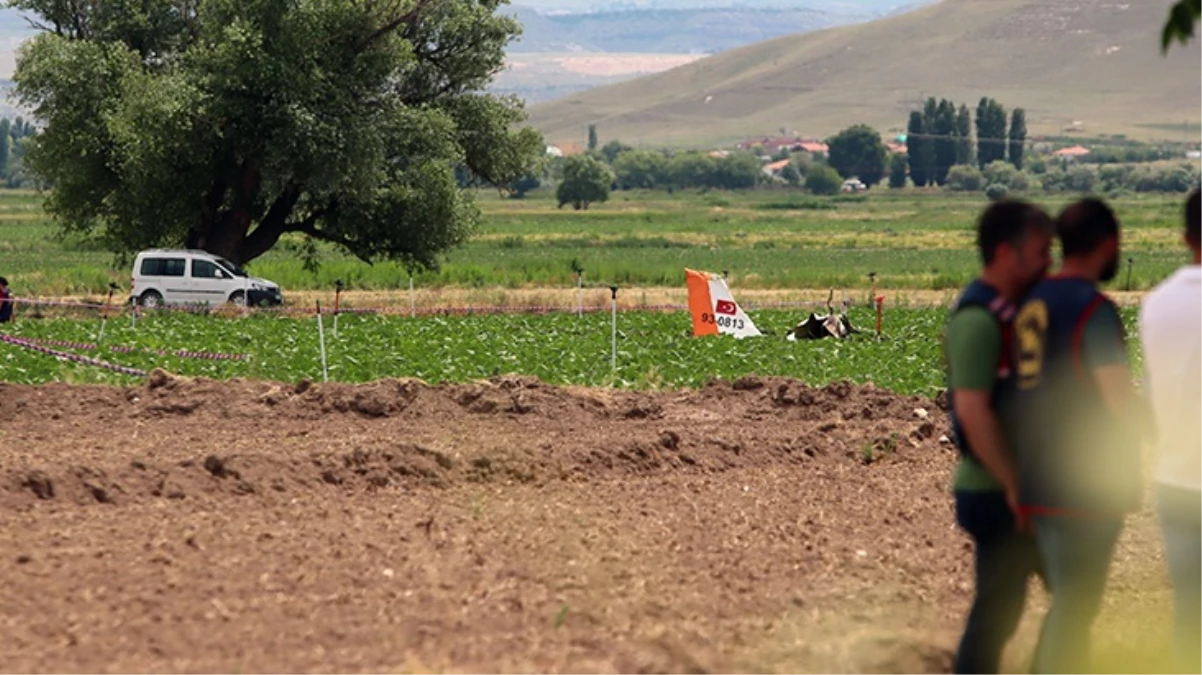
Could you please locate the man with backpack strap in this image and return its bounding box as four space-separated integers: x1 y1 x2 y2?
1014 198 1149 673
946 200 1053 673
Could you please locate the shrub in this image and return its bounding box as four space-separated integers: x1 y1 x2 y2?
945 164 984 192
983 160 1018 188
1157 166 1197 193
1066 165 1097 192
805 165 842 195
1041 169 1068 193
985 184 1009 201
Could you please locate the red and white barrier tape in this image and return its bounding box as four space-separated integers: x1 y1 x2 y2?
107 345 248 361
1 334 147 377
14 335 248 361
13 336 99 350
8 295 845 318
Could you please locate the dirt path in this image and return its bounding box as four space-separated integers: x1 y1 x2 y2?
0 375 1170 673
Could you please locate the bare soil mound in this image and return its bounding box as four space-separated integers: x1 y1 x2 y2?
1 373 949 506
0 374 1168 673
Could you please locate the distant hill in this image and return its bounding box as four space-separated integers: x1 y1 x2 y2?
494 53 708 104
527 0 1202 147
512 0 913 12
505 5 873 53
495 2 936 103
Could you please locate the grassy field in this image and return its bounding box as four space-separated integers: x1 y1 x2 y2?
0 188 1194 300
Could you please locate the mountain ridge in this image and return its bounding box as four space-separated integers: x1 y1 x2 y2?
527 0 1202 147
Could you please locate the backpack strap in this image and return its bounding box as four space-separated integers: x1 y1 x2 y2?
949 282 1017 459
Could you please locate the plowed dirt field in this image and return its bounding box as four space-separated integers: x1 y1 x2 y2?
0 374 1171 673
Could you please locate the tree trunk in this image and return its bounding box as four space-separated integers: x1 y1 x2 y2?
185 160 275 266
236 186 302 264
205 214 249 264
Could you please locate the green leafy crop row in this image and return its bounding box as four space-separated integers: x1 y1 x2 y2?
0 306 1144 396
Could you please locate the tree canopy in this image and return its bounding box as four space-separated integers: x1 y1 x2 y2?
826 124 886 187
12 0 545 267
1162 0 1201 51
612 150 666 190
975 97 1007 169
906 111 931 188
805 165 841 195
556 154 611 210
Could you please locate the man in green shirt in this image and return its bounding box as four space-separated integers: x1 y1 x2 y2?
946 200 1053 673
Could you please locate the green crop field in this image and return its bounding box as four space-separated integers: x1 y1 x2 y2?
0 305 1144 394
0 188 1193 298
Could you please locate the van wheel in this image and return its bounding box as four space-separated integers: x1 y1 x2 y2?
228 290 246 306
138 290 163 308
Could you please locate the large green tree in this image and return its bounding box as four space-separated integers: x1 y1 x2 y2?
665 152 716 189
612 150 666 190
780 162 801 187
710 152 761 189
0 119 10 178
931 98 957 185
888 153 907 189
11 0 544 267
826 124 886 187
955 104 973 167
600 139 632 164
906 110 930 187
1008 108 1027 170
975 97 1007 169
556 154 612 210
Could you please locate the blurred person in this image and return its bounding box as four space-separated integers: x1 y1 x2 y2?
1014 198 1147 674
1139 188 1200 674
946 199 1053 673
0 276 11 323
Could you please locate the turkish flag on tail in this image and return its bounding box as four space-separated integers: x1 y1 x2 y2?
684 268 761 339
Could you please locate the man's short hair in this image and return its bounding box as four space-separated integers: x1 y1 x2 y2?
976 199 1052 265
1187 188 1200 247
1056 198 1119 258
0 277 7 286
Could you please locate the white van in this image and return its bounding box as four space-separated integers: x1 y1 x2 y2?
130 249 283 308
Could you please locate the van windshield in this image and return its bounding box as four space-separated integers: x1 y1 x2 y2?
214 257 249 278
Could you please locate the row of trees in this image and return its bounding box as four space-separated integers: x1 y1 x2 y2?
0 117 38 187
905 97 1027 187
942 160 1200 195
572 122 892 191
553 134 1199 209
552 149 771 209
549 121 887 208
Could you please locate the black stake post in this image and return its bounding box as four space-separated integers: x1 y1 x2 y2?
576 268 584 318
868 271 878 308
609 285 619 371
333 279 344 337
97 282 119 344
1125 257 1134 292
316 300 329 383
